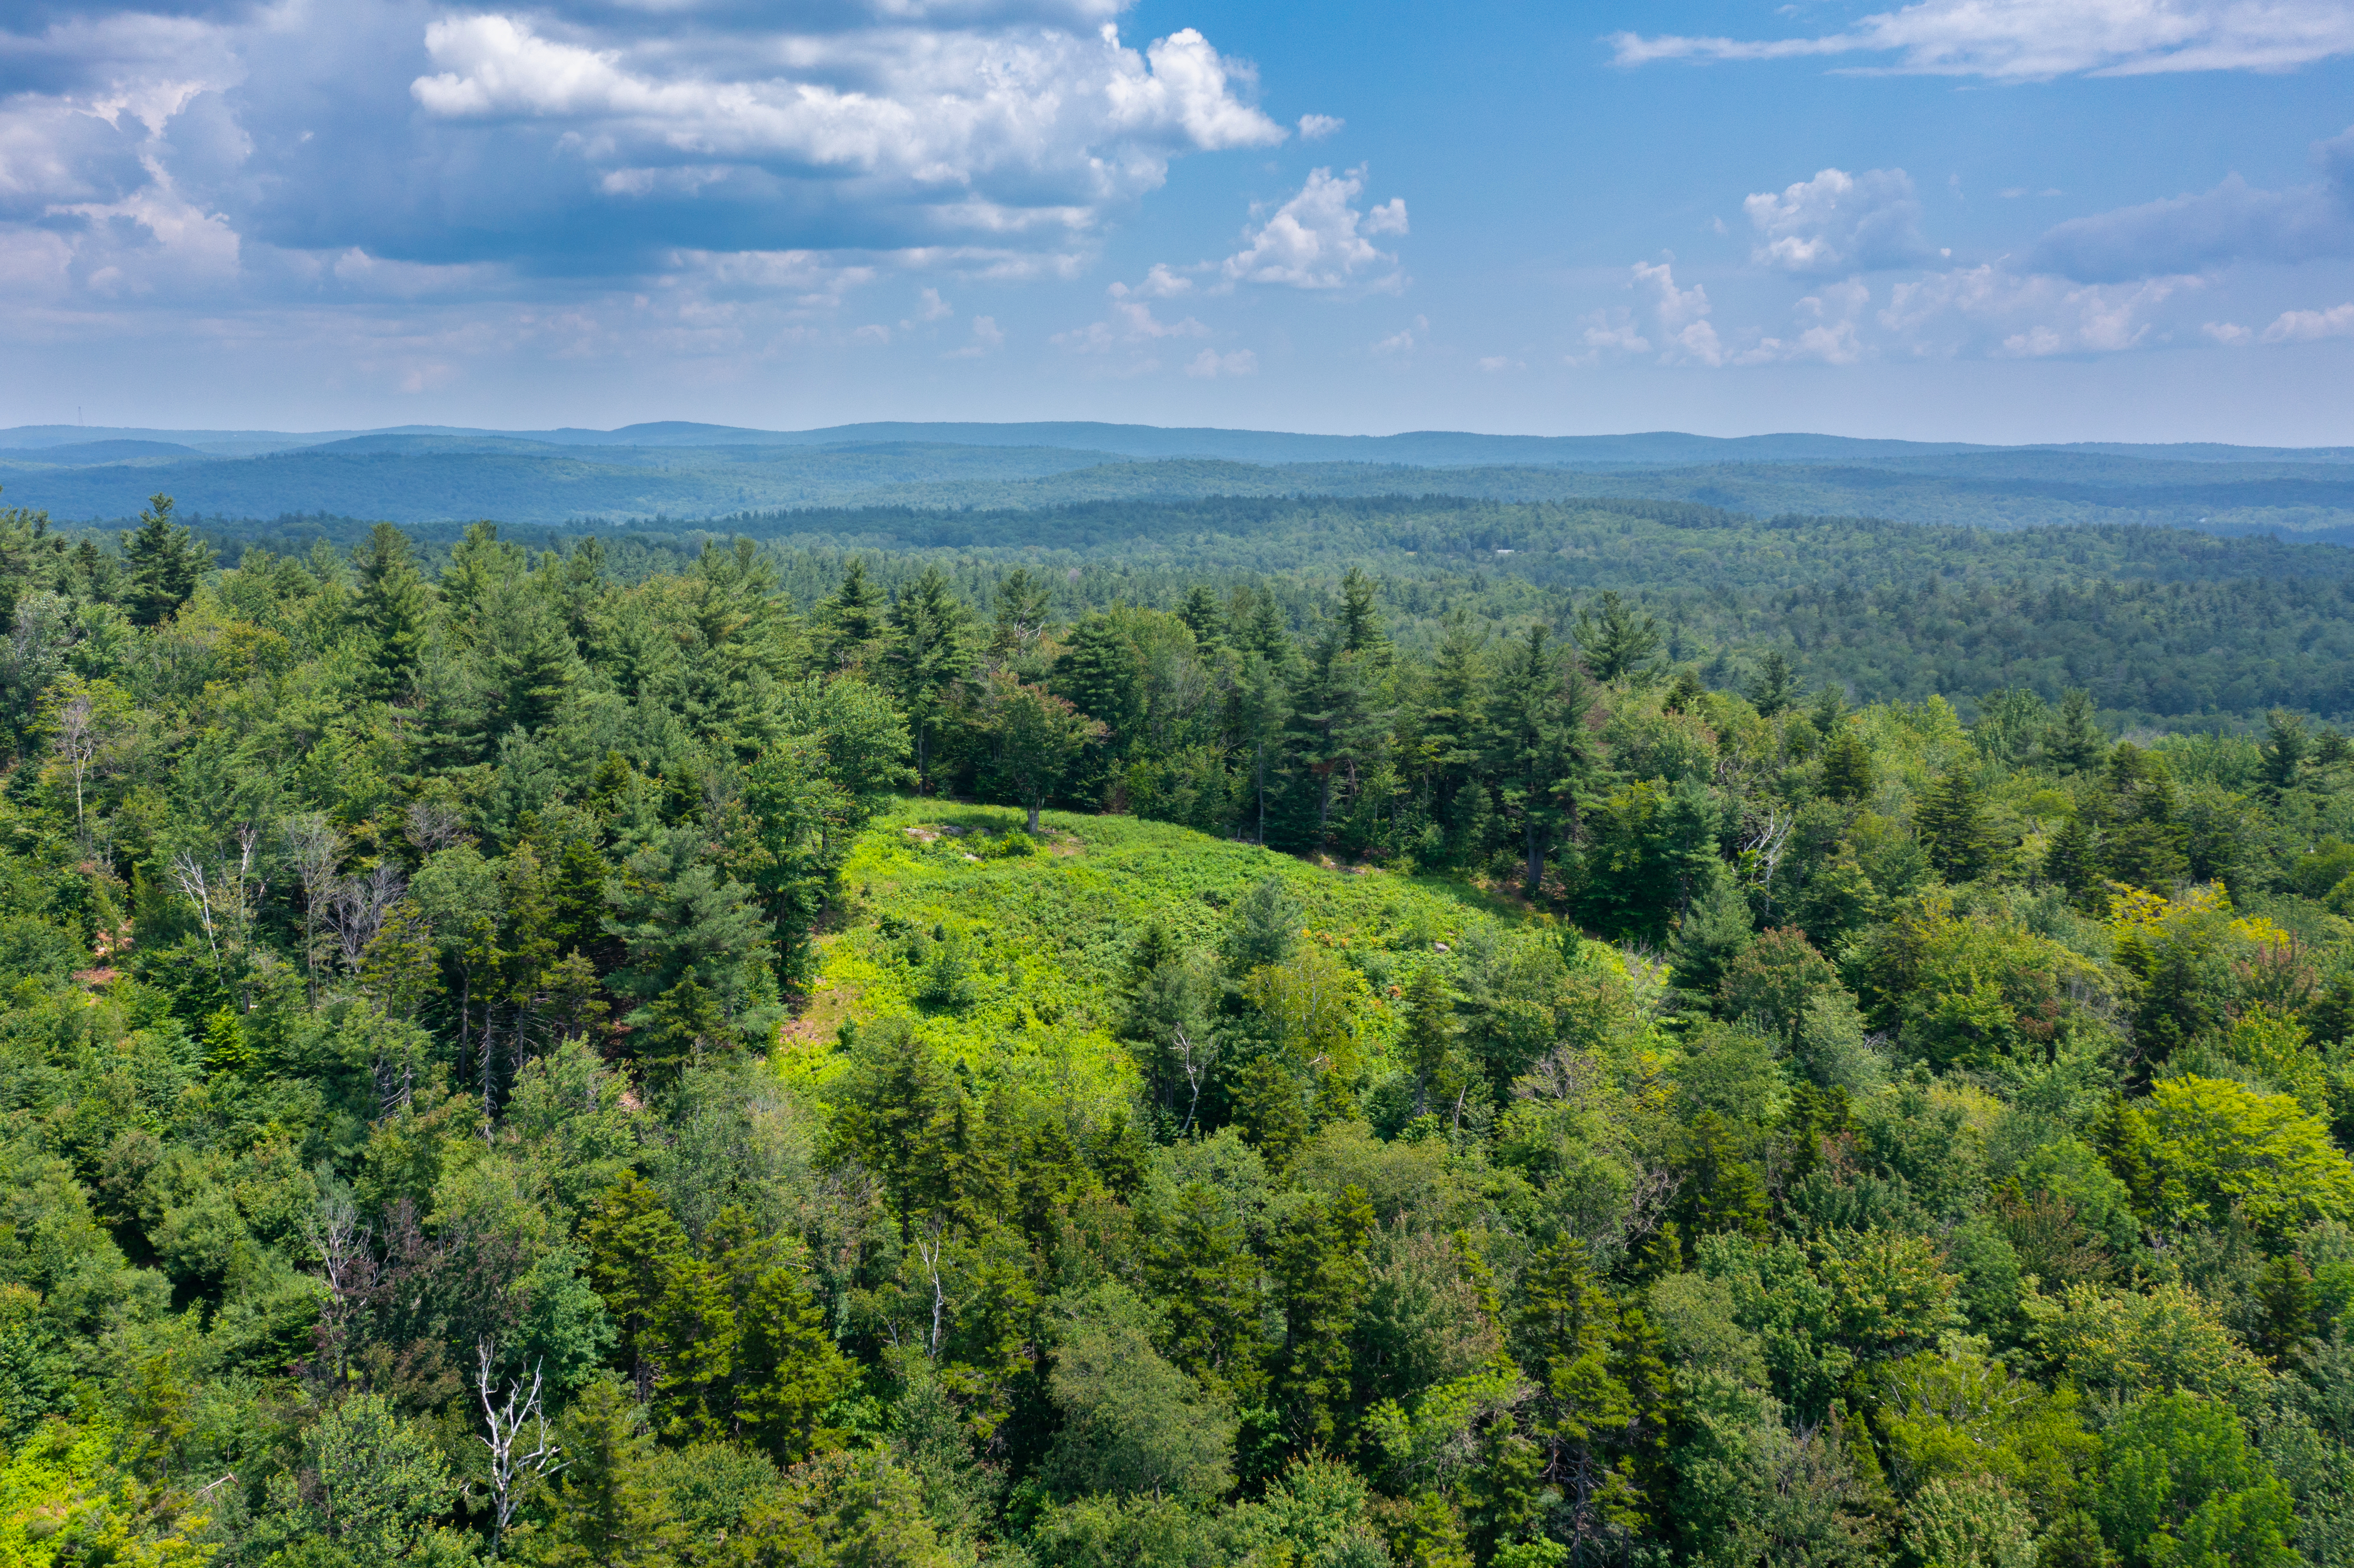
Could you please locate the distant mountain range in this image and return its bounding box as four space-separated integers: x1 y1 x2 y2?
4 420 2353 541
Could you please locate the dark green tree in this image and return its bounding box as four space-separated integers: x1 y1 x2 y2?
2043 688 2108 774
1574 590 1662 683
354 523 433 698
120 494 211 627
882 564 968 792
1915 769 1998 883
1744 649 1800 716
1485 623 1596 896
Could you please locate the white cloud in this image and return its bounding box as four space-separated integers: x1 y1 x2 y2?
912 287 953 322
1109 262 1195 299
1610 0 2354 80
2202 320 2253 343
1566 309 1653 365
409 16 1286 243
1185 347 1255 376
1052 298 1208 355
1743 168 1930 274
1478 355 1524 372
943 313 1006 356
2261 302 2354 342
2030 125 2354 280
1631 260 1724 364
1733 280 1871 364
1880 265 2194 356
1371 318 1426 358
1220 165 1407 291
1298 113 1344 140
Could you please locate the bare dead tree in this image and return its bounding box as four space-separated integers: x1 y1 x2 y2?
305 1197 379 1384
913 1213 950 1359
407 800 467 854
168 851 220 965
283 813 342 1002
476 1339 564 1555
1173 1024 1217 1137
326 862 406 974
52 691 97 843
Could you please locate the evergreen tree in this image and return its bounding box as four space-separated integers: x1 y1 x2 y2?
1178 583 1226 651
1744 649 1800 716
987 566 1056 671
1485 623 1596 896
1820 722 1875 805
1915 769 1998 883
1337 566 1390 660
2261 707 2310 797
353 522 432 698
819 558 886 671
882 564 968 792
1399 965 1460 1118
1574 590 1662 683
120 494 211 627
1269 1184 1373 1450
516 1379 683 1568
2045 812 2105 907
1147 1180 1268 1403
2043 687 2108 774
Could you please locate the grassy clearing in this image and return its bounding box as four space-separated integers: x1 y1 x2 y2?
777 797 1554 1107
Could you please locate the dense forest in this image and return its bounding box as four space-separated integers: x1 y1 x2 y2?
182 494 2354 728
16 489 2354 1567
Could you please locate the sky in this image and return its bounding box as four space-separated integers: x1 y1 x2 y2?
3 0 2354 443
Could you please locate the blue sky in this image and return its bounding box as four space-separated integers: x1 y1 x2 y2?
3 0 2353 442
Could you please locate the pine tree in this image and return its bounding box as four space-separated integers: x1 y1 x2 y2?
2044 812 2104 907
582 1173 694 1399
988 566 1056 671
883 564 968 791
1915 769 1998 883
1399 965 1460 1118
819 558 885 671
1338 566 1390 660
1514 1239 1650 1545
1178 583 1225 651
1147 1180 1268 1403
1573 590 1661 683
1484 623 1596 896
120 494 211 627
514 1378 682 1568
353 523 432 698
1744 649 1800 716
2261 707 2311 797
1269 1183 1373 1450
1820 722 1875 804
2042 687 2107 774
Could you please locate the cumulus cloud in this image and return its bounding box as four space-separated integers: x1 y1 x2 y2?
943 313 1006 356
1220 165 1407 291
1610 0 2354 80
0 0 1291 340
2261 302 2354 342
405 15 1285 250
1631 260 1724 365
1566 310 1651 366
2029 125 2354 280
1733 281 1871 364
1052 298 1208 356
1298 113 1343 140
1879 265 2194 356
1185 347 1255 376
1743 168 1931 274
1109 262 1194 299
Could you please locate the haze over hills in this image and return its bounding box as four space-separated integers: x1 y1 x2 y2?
6 420 2354 540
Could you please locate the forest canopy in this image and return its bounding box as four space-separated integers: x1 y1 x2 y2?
8 489 2354 1567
